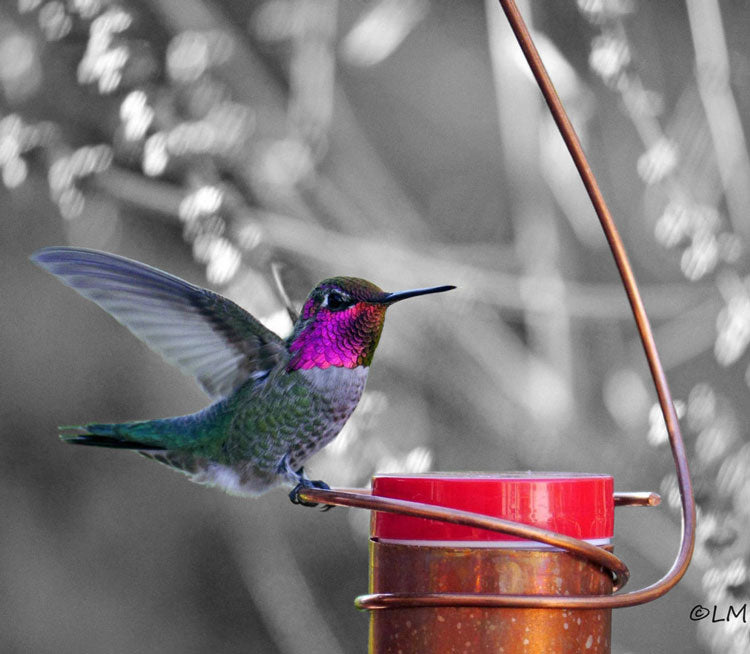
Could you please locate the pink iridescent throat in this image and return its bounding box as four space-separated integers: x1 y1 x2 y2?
287 303 387 370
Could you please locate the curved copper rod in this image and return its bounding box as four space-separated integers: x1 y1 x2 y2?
298 487 629 591
493 0 695 605
331 488 661 507
301 2 696 611
355 592 613 611
299 486 674 608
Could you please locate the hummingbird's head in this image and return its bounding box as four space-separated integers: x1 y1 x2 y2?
287 277 455 371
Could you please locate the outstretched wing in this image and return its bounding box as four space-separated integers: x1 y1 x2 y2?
31 247 288 399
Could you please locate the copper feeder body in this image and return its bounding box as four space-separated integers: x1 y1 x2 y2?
369 540 612 654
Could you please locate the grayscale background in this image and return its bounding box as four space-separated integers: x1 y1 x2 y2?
1 1 748 652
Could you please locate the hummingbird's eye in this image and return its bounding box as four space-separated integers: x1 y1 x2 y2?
326 291 351 311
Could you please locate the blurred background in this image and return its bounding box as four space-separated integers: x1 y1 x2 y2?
1 0 749 652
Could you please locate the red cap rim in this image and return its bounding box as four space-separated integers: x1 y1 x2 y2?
371 472 614 543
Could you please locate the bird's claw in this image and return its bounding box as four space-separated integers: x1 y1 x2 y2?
289 477 332 510
279 457 334 510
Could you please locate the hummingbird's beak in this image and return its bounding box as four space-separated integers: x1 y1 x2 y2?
379 285 456 305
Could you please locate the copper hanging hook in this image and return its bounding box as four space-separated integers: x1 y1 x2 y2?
299 0 696 610
492 0 696 606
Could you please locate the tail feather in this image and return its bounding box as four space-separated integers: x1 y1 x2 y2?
60 423 168 451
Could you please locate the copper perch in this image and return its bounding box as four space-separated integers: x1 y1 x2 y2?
323 488 662 508
614 492 661 507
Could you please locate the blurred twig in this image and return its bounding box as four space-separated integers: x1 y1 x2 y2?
224 502 347 654
90 165 714 320
685 0 750 243
486 0 575 423
151 0 430 238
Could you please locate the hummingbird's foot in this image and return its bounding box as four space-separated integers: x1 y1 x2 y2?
279 455 334 510
288 476 332 509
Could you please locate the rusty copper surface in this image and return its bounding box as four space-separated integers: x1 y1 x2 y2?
368 540 612 654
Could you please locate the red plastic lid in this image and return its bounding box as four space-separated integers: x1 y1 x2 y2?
371 472 614 543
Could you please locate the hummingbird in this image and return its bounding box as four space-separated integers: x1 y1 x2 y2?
31 247 454 505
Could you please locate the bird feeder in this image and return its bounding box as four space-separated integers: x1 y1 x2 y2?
368 473 616 653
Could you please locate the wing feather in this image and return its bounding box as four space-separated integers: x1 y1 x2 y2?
31 247 287 399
